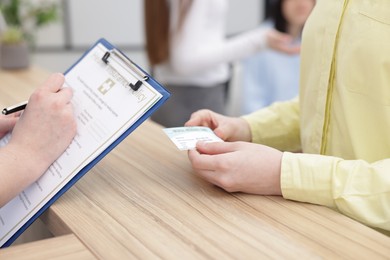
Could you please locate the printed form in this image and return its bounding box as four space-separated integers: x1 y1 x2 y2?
0 43 162 246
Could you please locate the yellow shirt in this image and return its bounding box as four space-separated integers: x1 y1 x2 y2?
243 0 390 233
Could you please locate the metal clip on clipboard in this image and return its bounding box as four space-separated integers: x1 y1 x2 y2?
101 49 149 91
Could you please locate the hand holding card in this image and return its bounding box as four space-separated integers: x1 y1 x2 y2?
163 127 223 150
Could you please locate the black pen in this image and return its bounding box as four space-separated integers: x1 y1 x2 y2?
2 101 28 115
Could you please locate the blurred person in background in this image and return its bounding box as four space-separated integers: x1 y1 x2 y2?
144 0 300 127
241 0 315 114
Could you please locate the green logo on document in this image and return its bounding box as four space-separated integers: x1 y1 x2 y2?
98 78 115 95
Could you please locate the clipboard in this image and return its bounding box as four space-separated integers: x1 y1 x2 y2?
0 38 170 247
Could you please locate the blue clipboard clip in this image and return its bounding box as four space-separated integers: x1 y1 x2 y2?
102 49 149 91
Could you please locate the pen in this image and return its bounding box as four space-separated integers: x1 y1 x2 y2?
2 101 28 115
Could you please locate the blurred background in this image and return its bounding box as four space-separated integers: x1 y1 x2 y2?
32 0 266 71
28 0 268 116
0 0 286 117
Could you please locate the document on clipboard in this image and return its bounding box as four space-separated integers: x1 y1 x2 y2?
0 38 170 247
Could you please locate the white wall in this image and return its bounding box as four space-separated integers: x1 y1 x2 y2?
227 0 263 34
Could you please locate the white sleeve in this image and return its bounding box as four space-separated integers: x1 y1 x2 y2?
168 0 269 75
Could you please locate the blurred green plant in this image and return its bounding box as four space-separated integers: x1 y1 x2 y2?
0 0 58 44
0 25 23 44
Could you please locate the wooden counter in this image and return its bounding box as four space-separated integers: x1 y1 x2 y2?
1 67 389 259
0 234 96 259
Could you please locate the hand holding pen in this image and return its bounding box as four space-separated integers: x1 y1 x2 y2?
2 73 77 162
0 73 77 206
9 73 77 165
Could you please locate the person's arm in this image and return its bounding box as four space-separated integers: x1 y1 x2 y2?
188 139 390 233
169 0 299 75
282 152 390 233
0 73 77 207
185 98 299 197
170 27 268 75
242 98 301 152
186 103 390 232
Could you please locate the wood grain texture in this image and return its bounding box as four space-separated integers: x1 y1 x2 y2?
1 67 389 259
0 234 96 259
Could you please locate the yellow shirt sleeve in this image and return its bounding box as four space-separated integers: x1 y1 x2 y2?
242 98 301 152
242 99 390 233
282 152 390 233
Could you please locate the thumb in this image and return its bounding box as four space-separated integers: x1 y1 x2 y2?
196 141 235 155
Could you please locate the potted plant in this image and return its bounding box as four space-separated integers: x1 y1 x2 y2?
0 0 58 69
0 25 29 69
